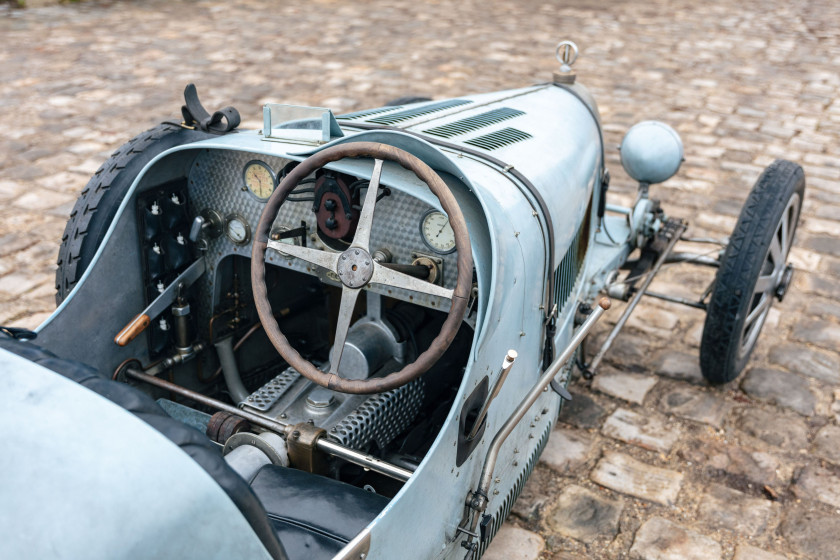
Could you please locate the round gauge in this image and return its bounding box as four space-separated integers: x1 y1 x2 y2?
242 160 276 201
420 210 456 254
225 214 251 245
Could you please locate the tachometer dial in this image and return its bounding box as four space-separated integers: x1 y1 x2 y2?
243 160 276 201
420 210 456 254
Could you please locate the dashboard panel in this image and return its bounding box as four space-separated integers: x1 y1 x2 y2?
186 149 460 312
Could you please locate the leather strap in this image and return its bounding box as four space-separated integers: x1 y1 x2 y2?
181 83 241 134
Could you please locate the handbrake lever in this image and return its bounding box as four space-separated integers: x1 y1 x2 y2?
114 258 206 347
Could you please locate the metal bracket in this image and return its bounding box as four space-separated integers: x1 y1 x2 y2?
285 422 327 474
589 219 686 375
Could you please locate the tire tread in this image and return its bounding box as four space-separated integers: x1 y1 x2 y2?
699 159 805 383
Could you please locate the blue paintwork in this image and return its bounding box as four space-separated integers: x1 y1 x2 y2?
0 348 272 560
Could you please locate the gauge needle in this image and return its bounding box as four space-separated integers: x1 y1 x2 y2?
436 218 449 238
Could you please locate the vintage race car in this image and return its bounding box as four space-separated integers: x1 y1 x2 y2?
0 43 804 560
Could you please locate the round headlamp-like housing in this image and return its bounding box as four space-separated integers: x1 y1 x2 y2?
619 121 684 184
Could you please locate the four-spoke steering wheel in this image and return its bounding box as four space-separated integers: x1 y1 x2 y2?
251 142 472 394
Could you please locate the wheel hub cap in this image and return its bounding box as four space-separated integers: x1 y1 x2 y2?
336 247 374 288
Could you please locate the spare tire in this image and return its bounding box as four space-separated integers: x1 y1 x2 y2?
55 123 215 304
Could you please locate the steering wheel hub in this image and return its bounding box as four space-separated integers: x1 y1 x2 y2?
337 248 374 288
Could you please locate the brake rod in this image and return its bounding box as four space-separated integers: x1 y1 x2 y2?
123 368 413 482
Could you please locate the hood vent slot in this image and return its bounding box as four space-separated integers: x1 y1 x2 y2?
422 107 525 138
366 99 472 125
338 106 403 120
463 127 532 151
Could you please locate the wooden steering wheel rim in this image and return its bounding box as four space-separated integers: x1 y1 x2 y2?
251 141 472 394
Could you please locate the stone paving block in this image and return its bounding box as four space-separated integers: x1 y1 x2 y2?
36 171 87 193
736 408 809 451
558 391 607 429
0 273 42 298
483 525 544 560
768 343 840 384
798 271 840 300
540 428 595 475
546 485 623 544
69 158 104 176
0 180 24 200
591 451 683 506
681 438 788 487
604 333 655 363
803 236 840 258
592 371 658 405
654 351 705 385
601 407 681 453
732 545 787 560
806 298 840 322
11 189 75 212
812 424 840 465
696 483 779 537
626 305 679 336
629 517 721 560
658 385 730 428
792 464 840 509
792 319 840 351
511 473 549 520
780 507 840 560
740 368 816 416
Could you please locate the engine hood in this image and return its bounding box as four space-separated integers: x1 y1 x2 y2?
338 84 604 268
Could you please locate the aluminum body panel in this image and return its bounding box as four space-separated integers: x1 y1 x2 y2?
0 347 271 560
27 85 605 558
347 85 604 270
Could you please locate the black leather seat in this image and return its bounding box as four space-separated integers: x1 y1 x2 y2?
249 465 388 560
1 335 389 560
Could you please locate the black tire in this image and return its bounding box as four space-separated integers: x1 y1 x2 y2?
700 159 805 384
384 96 432 107
55 123 214 304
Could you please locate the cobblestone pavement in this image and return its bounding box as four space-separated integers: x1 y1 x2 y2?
2 0 839 558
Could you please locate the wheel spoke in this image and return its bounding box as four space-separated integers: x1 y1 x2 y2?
329 287 361 375
351 158 384 252
370 262 454 300
744 295 771 329
768 234 782 267
779 210 789 259
754 273 776 294
267 240 339 271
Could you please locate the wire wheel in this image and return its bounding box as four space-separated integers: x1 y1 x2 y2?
700 160 805 384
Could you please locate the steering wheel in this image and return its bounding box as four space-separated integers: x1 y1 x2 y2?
251 142 472 394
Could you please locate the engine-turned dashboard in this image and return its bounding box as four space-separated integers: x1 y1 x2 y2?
196 150 458 303
133 148 464 358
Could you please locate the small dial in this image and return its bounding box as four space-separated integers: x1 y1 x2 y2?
225 214 251 245
243 160 276 201
420 210 456 254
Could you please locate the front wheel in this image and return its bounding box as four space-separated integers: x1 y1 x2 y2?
700 159 805 384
